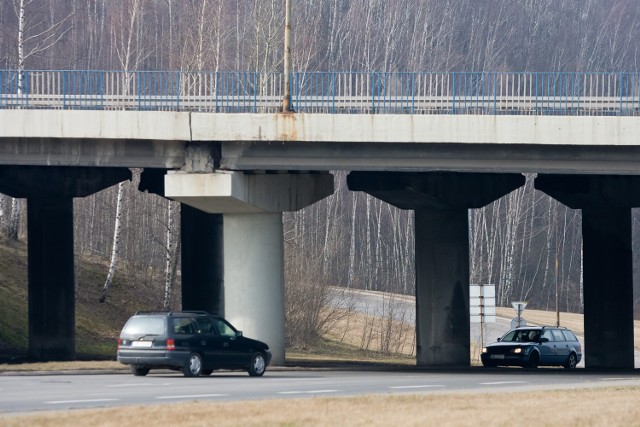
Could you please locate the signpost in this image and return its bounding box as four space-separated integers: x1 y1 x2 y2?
470 284 496 351
511 301 527 329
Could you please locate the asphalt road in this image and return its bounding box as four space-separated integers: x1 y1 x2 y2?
2 369 640 415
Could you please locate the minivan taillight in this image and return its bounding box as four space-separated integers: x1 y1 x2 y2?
117 338 122 349
166 338 175 350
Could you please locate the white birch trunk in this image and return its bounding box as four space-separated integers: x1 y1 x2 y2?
17 0 25 94
163 201 177 310
100 182 125 303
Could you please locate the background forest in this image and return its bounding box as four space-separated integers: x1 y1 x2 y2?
1 0 640 346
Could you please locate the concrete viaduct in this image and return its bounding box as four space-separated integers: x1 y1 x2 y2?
1 68 640 369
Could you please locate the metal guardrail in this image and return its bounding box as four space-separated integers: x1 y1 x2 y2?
1 70 639 115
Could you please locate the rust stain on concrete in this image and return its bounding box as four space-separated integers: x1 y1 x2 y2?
275 112 300 142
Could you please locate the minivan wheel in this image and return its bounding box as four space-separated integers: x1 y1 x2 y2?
248 352 266 377
131 366 150 376
183 353 203 377
564 353 578 369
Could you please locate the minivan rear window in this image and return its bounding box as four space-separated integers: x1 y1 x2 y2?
122 317 165 336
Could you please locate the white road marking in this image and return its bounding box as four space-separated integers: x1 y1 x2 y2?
390 385 445 390
46 399 119 404
278 390 339 395
108 383 158 387
480 381 527 385
156 394 228 399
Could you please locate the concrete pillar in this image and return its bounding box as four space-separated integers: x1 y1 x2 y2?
535 174 640 370
582 208 634 369
223 213 285 365
166 171 334 366
180 205 224 316
415 208 470 366
27 197 75 360
347 171 525 367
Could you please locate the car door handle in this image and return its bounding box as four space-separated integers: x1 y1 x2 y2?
201 340 206 345
223 342 229 348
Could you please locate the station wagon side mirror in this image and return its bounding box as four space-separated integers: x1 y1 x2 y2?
236 331 243 337
497 337 501 342
540 337 549 343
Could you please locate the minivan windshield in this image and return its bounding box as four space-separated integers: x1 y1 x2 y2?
122 317 165 336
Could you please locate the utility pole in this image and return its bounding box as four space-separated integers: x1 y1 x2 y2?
282 0 292 112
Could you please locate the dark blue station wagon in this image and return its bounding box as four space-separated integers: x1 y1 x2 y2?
481 326 582 369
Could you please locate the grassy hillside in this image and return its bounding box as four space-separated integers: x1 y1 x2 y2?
0 238 168 362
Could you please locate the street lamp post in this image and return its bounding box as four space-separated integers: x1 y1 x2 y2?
282 0 292 112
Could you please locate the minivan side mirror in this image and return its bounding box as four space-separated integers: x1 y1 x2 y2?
236 330 243 337
497 337 501 342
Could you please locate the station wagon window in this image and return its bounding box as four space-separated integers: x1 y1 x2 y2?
122 317 165 336
551 329 565 341
194 317 214 334
172 317 197 335
541 329 554 341
561 330 578 341
212 318 237 337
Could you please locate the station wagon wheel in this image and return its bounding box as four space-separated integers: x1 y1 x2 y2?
527 352 539 368
248 352 266 377
131 366 150 376
564 353 578 369
183 352 203 377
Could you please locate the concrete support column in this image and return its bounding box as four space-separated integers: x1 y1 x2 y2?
180 205 224 315
167 171 333 366
535 174 640 369
27 196 75 360
582 208 634 369
223 213 285 366
415 208 470 366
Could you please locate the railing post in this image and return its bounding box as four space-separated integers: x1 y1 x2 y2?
411 73 416 114
176 72 181 111
371 72 375 113
619 72 624 115
24 70 29 108
452 73 456 114
493 73 497 115
137 71 141 110
62 71 66 110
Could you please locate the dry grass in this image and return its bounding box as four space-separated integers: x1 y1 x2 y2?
0 360 124 372
2 386 640 427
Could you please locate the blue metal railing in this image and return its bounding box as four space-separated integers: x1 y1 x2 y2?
1 70 639 116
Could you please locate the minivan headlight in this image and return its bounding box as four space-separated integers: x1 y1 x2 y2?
482 347 488 353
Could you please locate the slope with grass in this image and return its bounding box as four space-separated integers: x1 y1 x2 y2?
0 238 167 362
